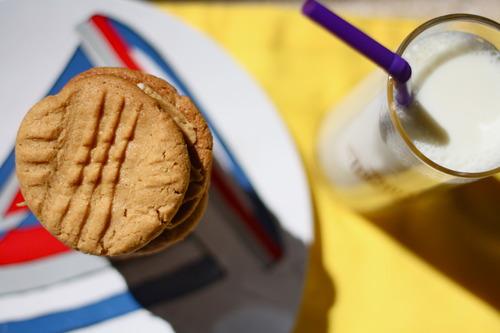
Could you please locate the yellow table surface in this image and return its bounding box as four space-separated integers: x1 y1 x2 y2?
159 4 500 332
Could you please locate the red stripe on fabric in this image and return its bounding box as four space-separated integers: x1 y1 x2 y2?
5 190 28 215
211 167 283 260
90 15 140 70
0 227 70 265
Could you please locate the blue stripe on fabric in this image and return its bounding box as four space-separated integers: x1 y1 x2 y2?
109 18 283 248
47 46 94 96
0 292 140 333
0 213 41 238
17 213 40 229
0 149 15 240
0 149 15 195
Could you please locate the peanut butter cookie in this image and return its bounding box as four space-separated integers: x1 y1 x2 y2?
16 74 191 256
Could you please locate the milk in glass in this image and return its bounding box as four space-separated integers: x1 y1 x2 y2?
318 30 500 211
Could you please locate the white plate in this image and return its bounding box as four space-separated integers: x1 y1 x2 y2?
0 0 312 244
0 0 313 332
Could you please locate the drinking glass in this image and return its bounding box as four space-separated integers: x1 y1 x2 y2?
317 14 500 212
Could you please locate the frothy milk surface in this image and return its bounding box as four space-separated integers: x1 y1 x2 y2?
398 31 500 173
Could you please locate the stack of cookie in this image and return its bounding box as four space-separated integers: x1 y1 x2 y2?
15 68 213 256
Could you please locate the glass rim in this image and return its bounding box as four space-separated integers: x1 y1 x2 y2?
387 13 500 178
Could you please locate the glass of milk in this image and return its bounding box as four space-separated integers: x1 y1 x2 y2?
317 14 500 212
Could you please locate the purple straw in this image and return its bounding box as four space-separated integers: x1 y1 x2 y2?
302 0 412 105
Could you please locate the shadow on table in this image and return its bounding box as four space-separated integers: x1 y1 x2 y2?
293 191 336 333
112 184 336 333
363 176 500 311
